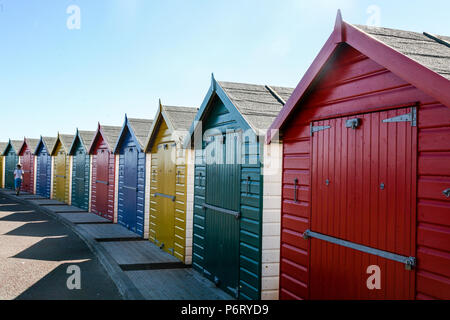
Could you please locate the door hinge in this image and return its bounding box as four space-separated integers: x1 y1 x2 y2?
382 107 417 126
310 123 331 136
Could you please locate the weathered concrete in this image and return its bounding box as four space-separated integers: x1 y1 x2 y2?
58 212 111 224
100 241 182 267
77 224 142 241
43 205 86 213
28 199 66 206
126 269 232 300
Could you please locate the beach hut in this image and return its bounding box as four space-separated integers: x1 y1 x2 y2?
51 133 75 203
114 116 153 237
184 76 293 300
2 140 23 189
0 142 7 188
266 11 450 300
88 124 122 222
68 130 95 211
18 138 39 194
145 102 198 263
34 137 56 198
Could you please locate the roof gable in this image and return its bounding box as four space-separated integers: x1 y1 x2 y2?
184 75 293 148
51 134 75 155
19 138 40 155
113 116 153 153
267 10 450 143
3 140 23 156
35 137 57 155
69 130 96 155
0 142 7 155
88 124 122 154
145 101 198 151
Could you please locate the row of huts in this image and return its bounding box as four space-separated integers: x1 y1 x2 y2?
1 14 449 300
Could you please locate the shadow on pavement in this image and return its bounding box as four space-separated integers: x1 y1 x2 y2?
0 212 49 222
12 235 92 262
16 261 122 300
5 221 68 238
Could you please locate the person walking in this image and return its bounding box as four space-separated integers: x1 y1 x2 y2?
14 164 24 196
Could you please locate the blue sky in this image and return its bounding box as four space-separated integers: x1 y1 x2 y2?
0 0 449 141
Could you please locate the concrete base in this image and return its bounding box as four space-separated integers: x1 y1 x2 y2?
43 205 86 213
58 212 111 224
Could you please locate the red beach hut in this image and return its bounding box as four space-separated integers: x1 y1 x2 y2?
18 138 39 194
267 11 450 300
88 124 122 222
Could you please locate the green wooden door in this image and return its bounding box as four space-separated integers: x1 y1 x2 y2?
73 149 87 209
204 132 241 298
5 150 18 189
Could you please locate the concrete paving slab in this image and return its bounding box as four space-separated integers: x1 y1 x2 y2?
101 241 181 267
126 269 232 300
15 195 46 200
77 224 142 241
43 205 86 213
28 199 66 206
58 212 111 224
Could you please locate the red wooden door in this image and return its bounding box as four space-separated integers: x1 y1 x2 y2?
95 149 109 217
309 107 417 300
22 150 33 193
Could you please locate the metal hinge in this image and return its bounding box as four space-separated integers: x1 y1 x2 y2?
382 107 417 126
310 123 331 136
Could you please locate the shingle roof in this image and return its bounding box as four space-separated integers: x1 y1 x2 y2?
218 81 294 132
57 134 75 153
100 126 122 151
10 140 24 155
355 25 450 80
78 131 96 152
163 106 198 132
24 139 40 154
128 118 153 149
42 137 57 153
0 142 8 154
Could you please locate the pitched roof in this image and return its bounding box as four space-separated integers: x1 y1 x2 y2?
52 134 75 154
8 140 24 155
100 126 122 151
41 137 57 153
0 142 8 155
23 138 40 154
164 106 199 132
127 118 153 149
218 81 294 132
355 25 450 80
79 131 96 150
267 11 450 143
145 104 198 151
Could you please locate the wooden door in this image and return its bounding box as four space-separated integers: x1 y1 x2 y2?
204 132 241 298
155 142 176 255
309 107 417 299
54 147 67 202
122 146 138 232
95 148 109 217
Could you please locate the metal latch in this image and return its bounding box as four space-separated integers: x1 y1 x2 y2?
346 118 361 129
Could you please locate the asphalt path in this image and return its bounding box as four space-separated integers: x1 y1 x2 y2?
0 194 122 300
